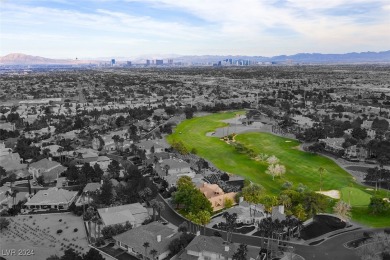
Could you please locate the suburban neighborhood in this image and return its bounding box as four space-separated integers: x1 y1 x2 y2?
1 65 390 260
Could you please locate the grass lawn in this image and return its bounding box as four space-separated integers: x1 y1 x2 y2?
167 111 390 227
0 213 89 260
340 187 372 207
168 111 355 194
351 207 390 228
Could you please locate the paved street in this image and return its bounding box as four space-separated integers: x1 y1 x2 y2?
157 194 384 260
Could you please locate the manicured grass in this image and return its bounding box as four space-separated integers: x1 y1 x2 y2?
167 111 390 227
351 207 390 227
340 187 372 207
168 111 355 194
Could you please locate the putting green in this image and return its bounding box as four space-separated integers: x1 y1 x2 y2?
340 187 371 207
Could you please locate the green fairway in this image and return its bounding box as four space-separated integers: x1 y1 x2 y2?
167 111 354 194
340 187 371 207
167 111 390 227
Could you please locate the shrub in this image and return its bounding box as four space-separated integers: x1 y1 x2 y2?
57 229 63 234
384 228 390 235
74 228 78 232
363 231 372 238
95 238 105 247
59 219 62 222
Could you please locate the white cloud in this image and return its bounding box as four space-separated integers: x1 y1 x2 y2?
0 0 389 57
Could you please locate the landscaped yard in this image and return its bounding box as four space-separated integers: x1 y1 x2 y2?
167 111 390 227
0 213 89 260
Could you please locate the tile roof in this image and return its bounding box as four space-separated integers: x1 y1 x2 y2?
42 165 67 183
179 235 261 260
160 158 190 170
83 182 102 193
25 188 77 205
113 222 178 255
98 203 149 226
30 158 61 170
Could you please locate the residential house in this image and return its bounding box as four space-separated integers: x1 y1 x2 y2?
76 182 102 206
177 235 261 260
23 187 77 212
271 205 286 222
0 150 27 175
361 120 373 130
225 199 266 226
199 182 237 212
136 139 168 155
344 145 368 161
155 157 195 187
0 122 16 131
89 156 112 171
319 138 345 154
97 203 149 228
73 148 99 164
113 222 179 260
291 115 314 130
29 158 67 184
0 186 11 209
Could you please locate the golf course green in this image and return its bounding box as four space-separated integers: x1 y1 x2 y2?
167 111 390 227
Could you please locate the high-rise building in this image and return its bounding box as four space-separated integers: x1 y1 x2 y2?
156 59 163 65
146 60 151 66
111 59 116 66
168 59 173 65
127 61 132 66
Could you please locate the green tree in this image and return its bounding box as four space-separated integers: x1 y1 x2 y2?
242 182 263 216
368 196 389 215
82 248 105 260
197 210 211 235
93 164 104 182
98 179 114 206
232 244 248 260
333 200 352 222
224 198 234 209
149 249 158 260
143 242 150 259
0 217 10 231
107 160 121 179
60 248 82 260
0 166 7 179
293 204 307 221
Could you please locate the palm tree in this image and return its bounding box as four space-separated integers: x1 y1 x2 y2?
5 190 12 208
112 135 120 151
223 212 237 243
11 190 19 209
278 194 291 209
96 219 103 240
150 199 158 221
142 242 150 259
57 147 64 162
87 219 92 239
163 165 170 176
150 249 158 260
91 215 99 240
318 167 326 191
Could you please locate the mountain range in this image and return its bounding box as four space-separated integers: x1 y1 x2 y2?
1 51 390 65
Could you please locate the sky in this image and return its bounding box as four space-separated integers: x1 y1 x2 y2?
1 0 389 59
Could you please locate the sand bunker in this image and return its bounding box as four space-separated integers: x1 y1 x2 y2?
316 190 340 199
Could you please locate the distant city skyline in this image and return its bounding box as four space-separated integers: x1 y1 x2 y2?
1 0 390 59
